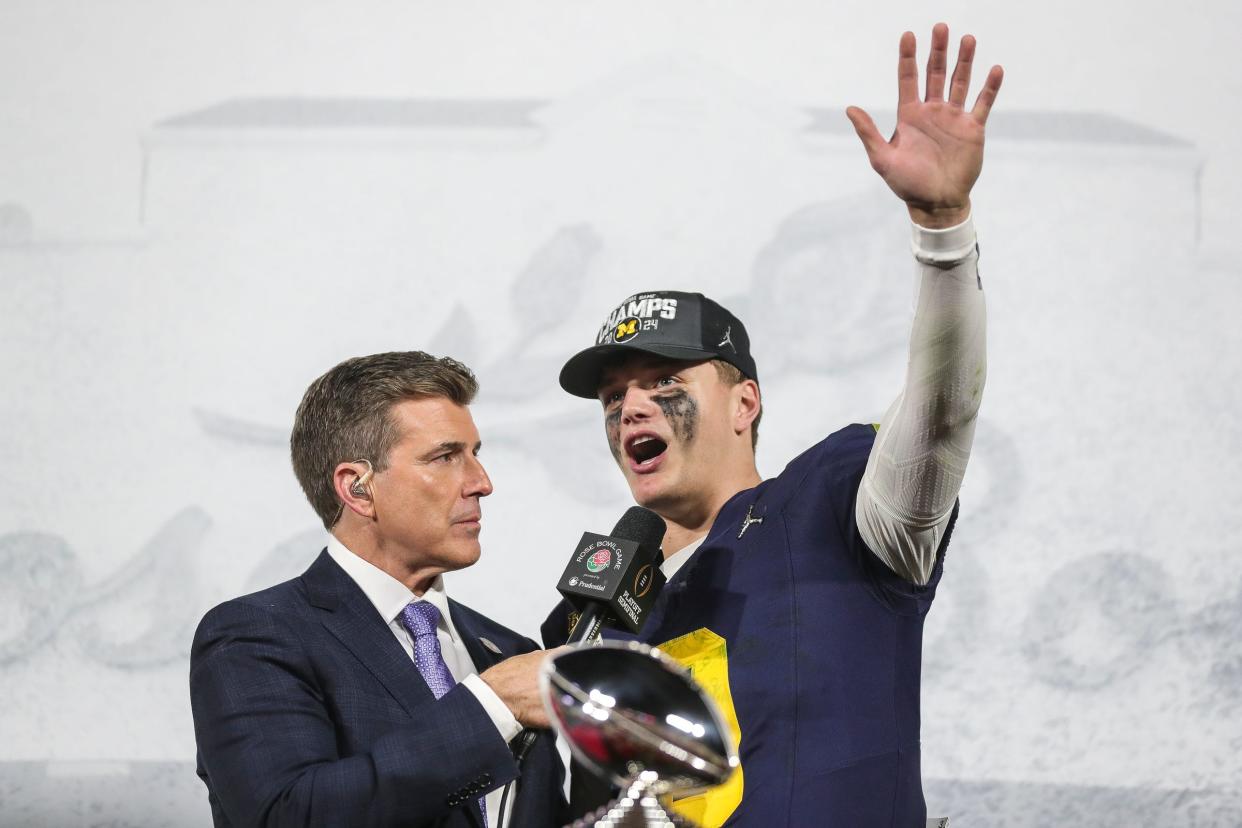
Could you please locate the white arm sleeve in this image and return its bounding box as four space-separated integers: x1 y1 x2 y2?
855 215 986 585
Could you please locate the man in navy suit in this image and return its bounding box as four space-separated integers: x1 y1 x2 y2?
190 351 567 828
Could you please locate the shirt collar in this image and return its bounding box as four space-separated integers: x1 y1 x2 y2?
661 534 707 580
326 535 452 628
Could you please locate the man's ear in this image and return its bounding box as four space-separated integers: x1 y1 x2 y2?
733 380 761 437
333 460 376 521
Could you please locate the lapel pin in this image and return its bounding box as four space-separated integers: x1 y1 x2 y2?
479 636 502 655
738 503 764 538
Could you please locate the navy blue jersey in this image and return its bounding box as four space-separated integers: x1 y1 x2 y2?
544 423 957 826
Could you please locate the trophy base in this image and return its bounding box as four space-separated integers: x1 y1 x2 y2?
569 772 697 828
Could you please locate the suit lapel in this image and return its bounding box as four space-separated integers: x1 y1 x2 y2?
303 553 494 828
448 598 515 673
302 550 433 716
449 600 521 828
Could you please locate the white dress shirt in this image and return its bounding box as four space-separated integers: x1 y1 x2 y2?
326 536 522 828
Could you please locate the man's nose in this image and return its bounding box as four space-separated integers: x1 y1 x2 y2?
465 455 493 498
621 386 657 423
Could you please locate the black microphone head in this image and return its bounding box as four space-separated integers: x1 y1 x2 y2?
557 505 670 639
610 506 666 551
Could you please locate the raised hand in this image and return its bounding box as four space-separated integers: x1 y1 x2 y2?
846 23 1003 228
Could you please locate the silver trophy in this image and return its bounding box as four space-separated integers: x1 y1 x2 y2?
542 641 739 828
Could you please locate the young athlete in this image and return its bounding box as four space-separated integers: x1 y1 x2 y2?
544 23 1002 826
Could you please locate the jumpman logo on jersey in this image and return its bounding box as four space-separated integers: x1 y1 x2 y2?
718 325 735 352
738 504 764 538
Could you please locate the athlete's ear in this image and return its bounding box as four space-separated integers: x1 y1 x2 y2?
733 379 761 438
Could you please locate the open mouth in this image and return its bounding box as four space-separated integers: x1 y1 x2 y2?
625 434 668 467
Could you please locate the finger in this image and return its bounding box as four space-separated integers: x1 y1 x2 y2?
925 22 949 102
845 106 888 169
948 34 976 108
971 64 1004 123
897 31 919 106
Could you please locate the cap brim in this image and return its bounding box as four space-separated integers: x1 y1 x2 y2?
558 342 720 398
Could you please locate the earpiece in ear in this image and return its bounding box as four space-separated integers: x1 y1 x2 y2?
348 460 375 499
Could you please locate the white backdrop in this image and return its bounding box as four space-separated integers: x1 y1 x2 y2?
2 2 1240 826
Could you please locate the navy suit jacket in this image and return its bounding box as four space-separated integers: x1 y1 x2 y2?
190 550 566 828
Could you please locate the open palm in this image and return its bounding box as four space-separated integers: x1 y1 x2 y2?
847 24 1003 228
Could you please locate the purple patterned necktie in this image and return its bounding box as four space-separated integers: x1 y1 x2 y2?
398 601 488 823
399 600 456 700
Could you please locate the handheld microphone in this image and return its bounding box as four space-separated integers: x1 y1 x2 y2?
501 506 668 824
557 506 667 646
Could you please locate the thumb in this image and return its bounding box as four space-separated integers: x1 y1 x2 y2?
845 106 887 168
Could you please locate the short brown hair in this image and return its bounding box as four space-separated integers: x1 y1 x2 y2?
711 359 762 449
291 351 478 529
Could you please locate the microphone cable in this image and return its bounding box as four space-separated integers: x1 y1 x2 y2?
496 728 538 827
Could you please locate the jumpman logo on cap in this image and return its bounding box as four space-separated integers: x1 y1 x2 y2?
718 325 735 352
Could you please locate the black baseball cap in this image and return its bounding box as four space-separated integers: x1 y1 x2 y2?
559 290 758 398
